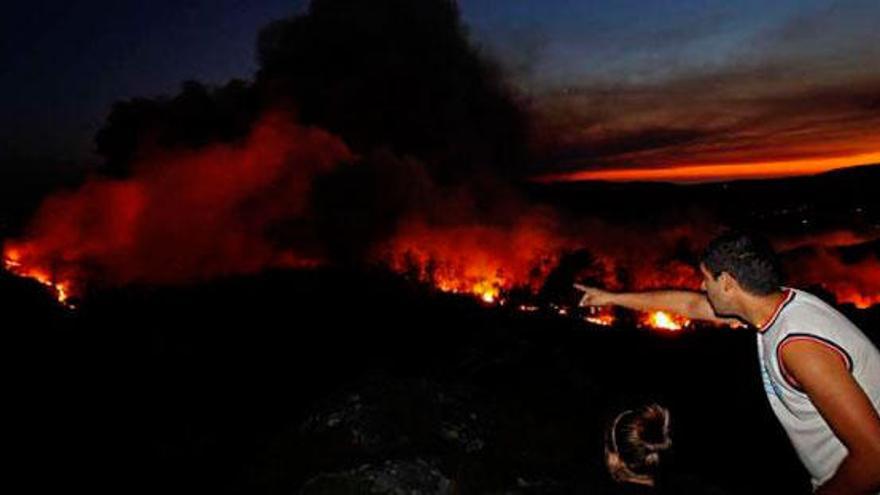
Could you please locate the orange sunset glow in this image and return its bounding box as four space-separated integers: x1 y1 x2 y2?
535 152 880 184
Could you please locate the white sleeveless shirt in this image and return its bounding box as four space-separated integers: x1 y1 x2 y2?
756 288 880 490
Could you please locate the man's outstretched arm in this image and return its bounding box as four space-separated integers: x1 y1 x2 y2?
781 341 880 495
573 284 736 325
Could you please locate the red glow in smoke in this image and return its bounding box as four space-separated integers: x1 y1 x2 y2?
785 248 880 309
2 112 354 299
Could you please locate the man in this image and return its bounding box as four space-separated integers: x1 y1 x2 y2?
575 231 880 494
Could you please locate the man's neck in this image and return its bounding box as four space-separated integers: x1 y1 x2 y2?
742 289 788 330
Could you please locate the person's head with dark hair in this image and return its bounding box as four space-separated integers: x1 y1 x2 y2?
701 231 782 295
698 231 784 318
605 404 672 488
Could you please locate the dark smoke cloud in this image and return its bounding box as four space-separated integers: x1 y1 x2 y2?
8 0 543 285
253 0 539 260
86 0 538 263
255 0 530 183
96 0 531 183
95 80 261 178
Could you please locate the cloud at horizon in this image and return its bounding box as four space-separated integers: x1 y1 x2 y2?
463 0 880 181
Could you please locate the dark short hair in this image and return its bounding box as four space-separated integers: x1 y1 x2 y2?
700 231 783 295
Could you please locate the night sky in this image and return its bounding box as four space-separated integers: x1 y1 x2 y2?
3 0 879 181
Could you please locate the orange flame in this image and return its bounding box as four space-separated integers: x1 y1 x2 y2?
377 217 572 305
849 295 880 310
641 311 689 332
585 314 616 327
3 246 76 307
583 306 616 326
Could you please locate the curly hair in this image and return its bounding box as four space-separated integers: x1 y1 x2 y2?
700 231 783 295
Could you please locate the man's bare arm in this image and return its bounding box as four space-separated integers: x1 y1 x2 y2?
573 284 735 324
781 341 880 495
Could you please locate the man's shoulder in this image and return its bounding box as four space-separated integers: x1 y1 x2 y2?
779 291 840 325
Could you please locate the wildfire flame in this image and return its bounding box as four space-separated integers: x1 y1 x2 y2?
641 311 689 332
581 307 690 332
849 295 880 310
378 217 570 306
583 306 616 327
478 286 500 304
584 314 616 327
3 247 76 308
435 277 504 305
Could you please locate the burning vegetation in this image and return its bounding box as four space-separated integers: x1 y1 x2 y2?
375 215 572 305
3 247 74 307
2 0 878 325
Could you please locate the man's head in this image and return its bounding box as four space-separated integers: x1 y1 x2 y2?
699 231 783 314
